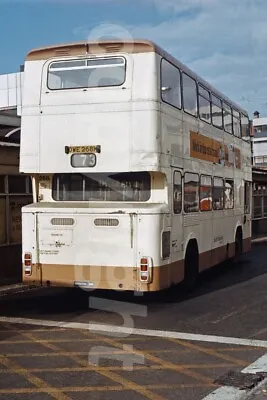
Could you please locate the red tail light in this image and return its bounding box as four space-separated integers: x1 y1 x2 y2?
24 252 32 276
139 257 153 283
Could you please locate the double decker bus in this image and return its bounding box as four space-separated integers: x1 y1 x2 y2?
20 40 252 292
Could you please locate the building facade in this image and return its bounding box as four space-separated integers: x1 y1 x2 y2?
0 72 32 284
252 112 267 228
253 111 267 168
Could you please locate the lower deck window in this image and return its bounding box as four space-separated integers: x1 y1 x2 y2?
184 173 199 213
200 175 212 211
52 172 151 202
213 177 224 210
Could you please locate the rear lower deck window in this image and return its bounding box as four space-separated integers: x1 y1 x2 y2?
52 172 151 202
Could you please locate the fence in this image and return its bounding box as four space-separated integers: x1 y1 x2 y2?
253 183 267 219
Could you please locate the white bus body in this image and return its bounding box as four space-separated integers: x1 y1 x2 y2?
20 40 252 292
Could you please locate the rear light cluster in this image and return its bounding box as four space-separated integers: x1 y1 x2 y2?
24 253 32 276
139 257 153 283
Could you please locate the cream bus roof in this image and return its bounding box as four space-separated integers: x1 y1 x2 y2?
25 39 157 60
25 39 248 116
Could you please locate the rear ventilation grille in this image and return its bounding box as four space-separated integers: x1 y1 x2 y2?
106 46 122 52
51 218 75 226
98 44 123 53
55 49 70 56
94 218 119 227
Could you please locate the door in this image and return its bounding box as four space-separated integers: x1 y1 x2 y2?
171 169 183 259
37 212 137 268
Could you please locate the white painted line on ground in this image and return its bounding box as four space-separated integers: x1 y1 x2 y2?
202 353 267 400
201 386 246 400
0 316 267 349
242 353 267 374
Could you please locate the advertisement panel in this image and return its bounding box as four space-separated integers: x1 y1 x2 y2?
190 131 241 169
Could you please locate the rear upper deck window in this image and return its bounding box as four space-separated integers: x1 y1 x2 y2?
47 57 126 90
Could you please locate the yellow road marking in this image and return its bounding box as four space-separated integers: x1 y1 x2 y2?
0 355 71 400
0 382 215 395
80 331 214 384
218 347 266 352
0 386 122 394
21 331 166 400
168 338 248 366
1 337 267 350
0 363 236 373
0 352 89 357
2 347 263 358
3 324 258 399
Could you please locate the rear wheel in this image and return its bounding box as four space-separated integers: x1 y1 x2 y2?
233 228 243 265
183 241 199 291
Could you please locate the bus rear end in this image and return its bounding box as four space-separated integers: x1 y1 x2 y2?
22 173 171 292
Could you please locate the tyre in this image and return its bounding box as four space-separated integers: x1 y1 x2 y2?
183 242 199 291
232 229 243 265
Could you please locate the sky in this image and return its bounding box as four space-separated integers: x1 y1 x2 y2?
1 0 266 117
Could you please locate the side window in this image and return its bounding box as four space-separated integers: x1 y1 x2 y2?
173 171 182 214
254 156 267 167
233 109 241 137
211 94 223 129
244 181 251 214
241 114 250 137
198 85 211 124
184 173 199 213
161 59 181 109
223 102 233 134
182 73 197 117
225 179 234 209
213 177 224 210
200 175 212 211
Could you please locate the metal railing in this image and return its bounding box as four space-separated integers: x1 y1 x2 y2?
253 184 267 219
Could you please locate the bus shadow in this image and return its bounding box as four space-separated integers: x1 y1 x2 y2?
85 243 267 306
147 246 267 305
0 244 266 319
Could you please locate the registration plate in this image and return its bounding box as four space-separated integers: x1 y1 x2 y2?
74 281 95 288
69 146 97 154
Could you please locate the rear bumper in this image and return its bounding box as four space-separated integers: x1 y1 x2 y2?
22 262 185 292
22 238 252 292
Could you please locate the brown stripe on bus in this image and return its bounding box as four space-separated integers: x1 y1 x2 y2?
23 237 251 293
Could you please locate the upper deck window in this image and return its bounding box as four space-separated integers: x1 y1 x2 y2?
198 85 211 124
223 102 233 134
182 73 197 117
241 114 250 137
161 59 181 109
233 109 241 137
211 94 223 129
47 57 126 90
